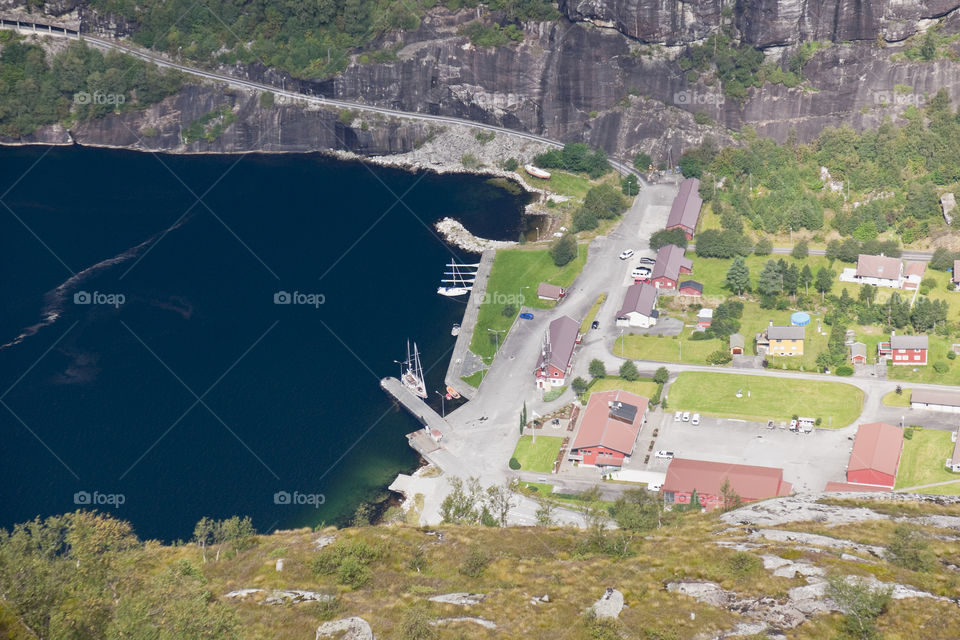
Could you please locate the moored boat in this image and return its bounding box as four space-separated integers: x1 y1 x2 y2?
446 385 461 399
524 164 551 179
398 340 428 399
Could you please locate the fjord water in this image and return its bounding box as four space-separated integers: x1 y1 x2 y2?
0 147 528 540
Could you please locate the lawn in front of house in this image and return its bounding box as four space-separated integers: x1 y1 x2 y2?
470 245 588 363
511 436 564 473
583 376 659 402
882 389 912 407
666 372 864 427
894 429 960 491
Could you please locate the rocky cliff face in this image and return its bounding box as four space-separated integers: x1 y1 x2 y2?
5 1 960 163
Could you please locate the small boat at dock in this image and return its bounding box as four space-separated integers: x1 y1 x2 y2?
446 385 461 399
451 323 460 336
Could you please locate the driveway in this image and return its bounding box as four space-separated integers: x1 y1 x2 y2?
640 412 854 493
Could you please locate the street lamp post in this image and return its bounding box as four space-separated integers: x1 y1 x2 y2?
435 390 446 418
488 328 504 352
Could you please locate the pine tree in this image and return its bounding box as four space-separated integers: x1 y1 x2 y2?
757 259 783 296
800 264 814 294
815 266 834 300
725 257 751 295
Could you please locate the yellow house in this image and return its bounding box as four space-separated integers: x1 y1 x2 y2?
756 325 804 357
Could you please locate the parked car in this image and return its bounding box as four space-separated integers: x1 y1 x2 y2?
655 450 674 459
682 411 690 422
674 410 682 422
789 419 798 431
519 312 534 320
639 257 656 265
647 483 662 492
618 249 635 260
591 320 600 330
691 413 701 425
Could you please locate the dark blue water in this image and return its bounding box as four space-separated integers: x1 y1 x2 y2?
0 146 528 541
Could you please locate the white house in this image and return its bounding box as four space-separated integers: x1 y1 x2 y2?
949 429 960 473
910 388 960 413
839 254 903 289
616 283 659 328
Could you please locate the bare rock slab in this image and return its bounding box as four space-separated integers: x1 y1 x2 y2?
590 588 624 619
315 617 374 640
428 593 486 606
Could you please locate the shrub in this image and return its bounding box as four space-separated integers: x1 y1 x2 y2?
706 350 732 365
461 153 481 169
503 157 519 171
887 524 936 572
502 304 516 317
835 365 854 376
950 351 957 360
619 360 640 381
934 361 949 374
337 555 371 588
459 547 490 577
649 227 689 250
398 605 438 640
754 237 773 255
589 359 607 379
653 367 669 384
689 331 711 340
509 457 521 470
726 551 761 578
550 234 578 266
903 428 914 440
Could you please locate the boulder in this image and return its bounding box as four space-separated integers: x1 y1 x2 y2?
589 588 624 619
315 617 374 640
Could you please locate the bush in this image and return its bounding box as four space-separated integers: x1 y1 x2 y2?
619 360 639 381
934 361 949 374
653 367 669 384
461 153 481 169
337 555 371 588
572 206 599 232
689 330 712 340
887 524 936 572
259 91 275 108
754 237 773 255
509 457 521 470
835 365 854 376
589 359 607 379
903 428 914 440
726 551 761 578
550 234 578 266
503 157 519 171
649 227 689 250
949 351 957 360
459 547 490 577
706 350 733 365
398 605 438 640
501 304 516 317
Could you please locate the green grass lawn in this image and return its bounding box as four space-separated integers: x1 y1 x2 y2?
511 436 564 473
580 294 607 333
461 370 486 388
894 429 960 491
583 376 659 402
882 389 912 407
516 169 594 201
666 372 864 427
470 245 588 363
906 481 960 495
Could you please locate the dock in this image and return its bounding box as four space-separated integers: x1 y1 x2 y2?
381 377 450 457
444 249 496 400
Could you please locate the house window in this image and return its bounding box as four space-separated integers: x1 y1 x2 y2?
915 349 921 353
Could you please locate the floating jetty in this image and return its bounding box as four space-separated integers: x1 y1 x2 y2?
381 376 449 456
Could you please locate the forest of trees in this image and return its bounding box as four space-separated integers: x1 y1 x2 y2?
680 90 960 245
88 0 556 78
0 32 182 137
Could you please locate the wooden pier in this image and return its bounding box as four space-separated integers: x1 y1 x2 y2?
381 377 449 456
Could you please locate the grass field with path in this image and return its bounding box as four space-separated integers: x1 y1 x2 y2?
470 245 587 362
511 436 564 473
583 376 659 402
580 294 607 333
667 372 864 427
894 429 960 492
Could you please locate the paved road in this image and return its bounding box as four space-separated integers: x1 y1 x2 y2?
0 21 644 180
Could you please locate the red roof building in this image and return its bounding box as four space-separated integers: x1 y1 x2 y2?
877 332 928 366
665 178 703 240
846 422 904 488
569 390 648 468
534 315 579 389
824 482 891 493
662 458 793 511
650 244 693 290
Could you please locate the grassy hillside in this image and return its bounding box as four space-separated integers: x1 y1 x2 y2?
3 496 960 638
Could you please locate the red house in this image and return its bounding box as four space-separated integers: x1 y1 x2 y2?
569 390 648 468
678 280 703 297
665 177 703 240
534 315 579 389
877 332 928 365
846 422 904 488
650 244 693 290
662 458 793 511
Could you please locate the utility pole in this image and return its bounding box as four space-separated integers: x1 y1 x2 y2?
435 390 446 418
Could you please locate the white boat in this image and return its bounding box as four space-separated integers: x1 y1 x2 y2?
451 323 461 336
438 262 477 297
524 164 551 179
399 340 428 399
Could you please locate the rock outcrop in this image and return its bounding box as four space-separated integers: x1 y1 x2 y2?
315 617 374 640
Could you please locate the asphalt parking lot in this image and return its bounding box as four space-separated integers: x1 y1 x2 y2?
628 411 855 493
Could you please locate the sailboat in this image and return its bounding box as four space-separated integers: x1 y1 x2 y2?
399 340 428 399
437 262 479 297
